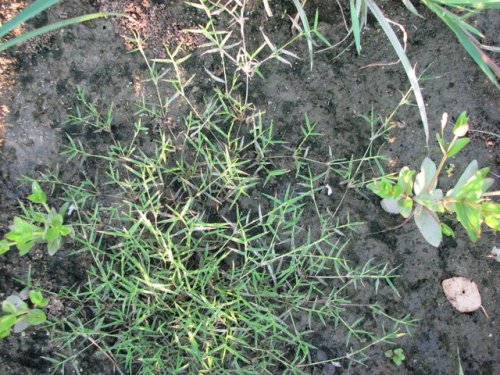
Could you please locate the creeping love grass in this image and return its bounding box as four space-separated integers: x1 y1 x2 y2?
32 2 416 372
41 74 413 375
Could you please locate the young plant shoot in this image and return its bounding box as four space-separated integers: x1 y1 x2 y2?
0 182 73 256
368 112 499 247
0 290 49 339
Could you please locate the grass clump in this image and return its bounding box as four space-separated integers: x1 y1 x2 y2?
46 82 411 373
35 41 415 373
17 2 415 372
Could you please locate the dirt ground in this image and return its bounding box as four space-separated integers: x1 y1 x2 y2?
0 0 498 374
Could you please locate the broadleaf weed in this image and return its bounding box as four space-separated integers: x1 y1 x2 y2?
1 182 73 256
0 290 49 339
368 112 499 246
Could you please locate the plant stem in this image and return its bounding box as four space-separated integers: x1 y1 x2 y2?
428 134 459 191
481 191 500 197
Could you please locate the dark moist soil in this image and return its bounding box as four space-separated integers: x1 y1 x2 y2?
1 0 498 374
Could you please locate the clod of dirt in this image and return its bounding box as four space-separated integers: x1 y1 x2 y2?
442 277 482 313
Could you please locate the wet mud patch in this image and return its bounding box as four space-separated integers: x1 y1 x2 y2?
1 0 499 374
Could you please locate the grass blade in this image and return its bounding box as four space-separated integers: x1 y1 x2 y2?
0 0 61 39
424 1 500 89
292 0 314 70
350 0 362 54
0 12 121 52
366 0 430 145
432 0 500 10
402 0 423 17
457 347 464 375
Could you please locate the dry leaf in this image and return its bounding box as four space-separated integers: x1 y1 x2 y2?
442 277 481 313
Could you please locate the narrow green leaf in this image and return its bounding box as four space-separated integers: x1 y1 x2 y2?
314 30 332 47
366 0 430 144
0 0 61 39
455 202 480 241
350 0 362 54
447 137 470 157
28 181 47 204
0 13 121 52
436 133 447 155
457 347 464 375
441 222 455 237
402 0 422 17
426 2 500 89
269 169 290 177
452 112 469 137
447 160 478 198
312 9 332 47
431 0 500 10
292 0 314 70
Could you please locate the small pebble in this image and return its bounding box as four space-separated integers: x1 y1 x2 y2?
323 363 336 375
315 349 328 362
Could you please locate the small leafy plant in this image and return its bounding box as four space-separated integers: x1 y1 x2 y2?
368 112 499 247
0 290 49 338
385 347 405 366
0 181 73 256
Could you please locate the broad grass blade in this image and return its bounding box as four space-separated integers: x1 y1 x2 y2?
0 0 61 38
402 0 423 17
292 0 314 69
350 0 362 54
366 0 430 145
432 0 500 9
0 13 120 52
425 2 500 89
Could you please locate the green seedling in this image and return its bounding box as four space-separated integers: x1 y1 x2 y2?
445 163 456 177
0 290 48 339
457 347 464 375
0 181 73 256
385 347 405 366
368 112 499 247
